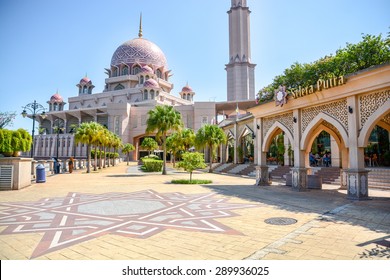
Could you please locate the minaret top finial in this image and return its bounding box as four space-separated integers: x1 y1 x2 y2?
138 13 143 38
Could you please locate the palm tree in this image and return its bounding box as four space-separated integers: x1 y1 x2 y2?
75 122 102 173
195 124 227 173
181 128 195 151
111 134 122 166
100 128 110 168
122 143 135 165
166 132 182 167
146 105 183 175
141 137 158 155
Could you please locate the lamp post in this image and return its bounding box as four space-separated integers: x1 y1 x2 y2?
21 100 47 158
53 118 65 159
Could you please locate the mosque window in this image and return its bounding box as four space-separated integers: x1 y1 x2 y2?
140 76 144 84
150 90 155 99
156 69 162 79
133 66 141 75
187 95 191 101
53 103 58 111
122 66 129 75
114 84 125 90
143 90 148 100
83 86 88 94
113 68 118 77
201 116 208 126
145 75 150 80
183 93 186 100
156 91 159 96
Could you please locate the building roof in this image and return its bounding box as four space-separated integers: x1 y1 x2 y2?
111 37 168 69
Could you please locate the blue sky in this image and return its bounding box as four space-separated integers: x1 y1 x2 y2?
0 0 389 131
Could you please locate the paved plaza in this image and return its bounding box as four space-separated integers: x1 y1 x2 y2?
0 162 389 260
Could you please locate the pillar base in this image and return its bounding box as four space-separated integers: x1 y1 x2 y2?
255 165 271 186
346 169 370 200
340 169 348 190
291 167 308 192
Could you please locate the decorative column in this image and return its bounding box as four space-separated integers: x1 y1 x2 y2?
291 109 307 191
233 122 238 164
345 96 369 200
255 118 270 186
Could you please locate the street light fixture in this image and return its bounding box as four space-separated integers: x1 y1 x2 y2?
21 100 47 158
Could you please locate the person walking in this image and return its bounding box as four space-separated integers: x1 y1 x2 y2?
68 157 74 173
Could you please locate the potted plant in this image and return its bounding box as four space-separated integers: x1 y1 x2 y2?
0 128 32 156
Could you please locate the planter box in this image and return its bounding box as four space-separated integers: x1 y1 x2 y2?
307 175 322 189
0 157 33 190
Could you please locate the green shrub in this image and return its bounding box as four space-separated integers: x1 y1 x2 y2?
0 128 31 154
142 154 160 160
171 179 212 184
141 158 163 172
0 129 13 153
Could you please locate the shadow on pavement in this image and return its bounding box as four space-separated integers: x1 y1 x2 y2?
202 183 390 235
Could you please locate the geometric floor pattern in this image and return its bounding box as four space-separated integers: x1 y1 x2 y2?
0 190 257 259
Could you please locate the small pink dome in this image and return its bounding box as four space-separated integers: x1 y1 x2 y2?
143 78 159 89
140 65 154 74
79 76 91 84
182 85 193 93
50 93 63 103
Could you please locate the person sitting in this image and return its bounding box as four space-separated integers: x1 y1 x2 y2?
309 152 316 166
323 153 331 167
372 154 378 166
314 153 321 166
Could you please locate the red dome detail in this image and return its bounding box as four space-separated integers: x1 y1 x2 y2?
79 76 92 85
143 78 159 89
182 85 193 93
50 93 63 103
140 65 154 74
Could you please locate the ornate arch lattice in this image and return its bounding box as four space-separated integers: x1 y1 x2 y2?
359 89 390 129
262 121 294 152
358 98 390 147
302 100 348 134
301 112 349 149
262 112 293 140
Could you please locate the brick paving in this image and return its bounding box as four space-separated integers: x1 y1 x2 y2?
0 162 389 260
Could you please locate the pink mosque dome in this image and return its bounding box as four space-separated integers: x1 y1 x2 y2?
79 76 91 84
50 93 63 103
182 85 193 93
143 78 159 89
140 65 154 74
111 37 168 69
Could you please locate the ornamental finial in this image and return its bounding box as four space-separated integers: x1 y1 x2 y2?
138 13 143 38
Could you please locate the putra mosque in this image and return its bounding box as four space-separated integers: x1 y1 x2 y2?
30 0 257 161
25 0 390 198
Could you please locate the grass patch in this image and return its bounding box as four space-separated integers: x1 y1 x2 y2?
171 179 212 184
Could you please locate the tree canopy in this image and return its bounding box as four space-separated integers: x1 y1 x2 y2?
0 112 17 129
195 124 227 173
146 105 183 175
141 137 158 155
256 33 390 103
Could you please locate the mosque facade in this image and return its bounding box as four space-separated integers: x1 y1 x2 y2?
30 1 254 161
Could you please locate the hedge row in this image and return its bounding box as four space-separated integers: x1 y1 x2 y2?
91 150 119 159
141 157 163 172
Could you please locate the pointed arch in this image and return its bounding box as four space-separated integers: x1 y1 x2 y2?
262 121 293 152
358 99 390 147
226 130 235 140
301 112 349 150
303 124 343 154
238 124 253 141
114 84 125 90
